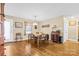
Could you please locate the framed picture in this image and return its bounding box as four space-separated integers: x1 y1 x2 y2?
69 20 76 26
42 24 50 28
15 22 23 28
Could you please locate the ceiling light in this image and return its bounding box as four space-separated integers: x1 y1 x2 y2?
33 16 38 25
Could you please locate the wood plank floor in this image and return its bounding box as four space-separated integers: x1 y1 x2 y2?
4 40 79 56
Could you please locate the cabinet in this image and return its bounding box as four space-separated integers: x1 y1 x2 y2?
51 31 62 43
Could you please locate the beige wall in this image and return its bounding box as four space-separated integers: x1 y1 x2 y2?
39 16 79 42
32 22 40 34
5 15 79 43
5 15 34 41
39 16 64 40
5 15 64 42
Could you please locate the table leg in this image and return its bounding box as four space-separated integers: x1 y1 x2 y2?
37 36 40 48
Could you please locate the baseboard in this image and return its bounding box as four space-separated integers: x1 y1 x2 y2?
4 39 29 43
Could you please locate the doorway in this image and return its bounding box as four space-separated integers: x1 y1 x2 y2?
64 17 78 42
4 20 11 42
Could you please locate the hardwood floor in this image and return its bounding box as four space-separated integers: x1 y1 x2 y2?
4 40 79 56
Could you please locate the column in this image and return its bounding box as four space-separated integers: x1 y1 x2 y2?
0 3 5 56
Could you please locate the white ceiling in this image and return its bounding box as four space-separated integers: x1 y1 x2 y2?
5 3 79 21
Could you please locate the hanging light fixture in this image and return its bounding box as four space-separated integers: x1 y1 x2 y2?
33 16 38 26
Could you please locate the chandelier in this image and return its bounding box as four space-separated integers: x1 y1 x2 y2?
33 16 38 26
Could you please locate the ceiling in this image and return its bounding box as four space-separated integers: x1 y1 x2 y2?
5 3 79 21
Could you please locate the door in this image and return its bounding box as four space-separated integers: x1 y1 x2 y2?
4 21 11 42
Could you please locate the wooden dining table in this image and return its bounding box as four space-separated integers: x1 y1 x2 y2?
34 34 41 48
28 33 49 48
34 34 49 48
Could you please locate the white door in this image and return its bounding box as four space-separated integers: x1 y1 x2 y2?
4 21 11 42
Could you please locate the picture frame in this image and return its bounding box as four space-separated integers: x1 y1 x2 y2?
69 20 76 26
15 22 23 28
42 24 50 28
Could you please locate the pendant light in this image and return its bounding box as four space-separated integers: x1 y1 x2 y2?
33 16 38 26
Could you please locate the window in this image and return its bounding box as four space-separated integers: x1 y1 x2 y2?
26 25 32 34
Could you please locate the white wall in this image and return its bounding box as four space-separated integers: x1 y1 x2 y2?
5 15 38 42
39 16 64 41
5 15 79 43
32 22 40 34
5 15 64 42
